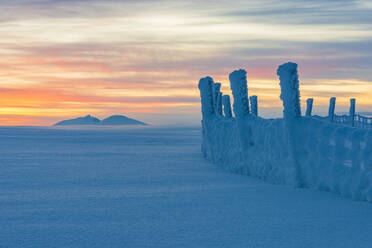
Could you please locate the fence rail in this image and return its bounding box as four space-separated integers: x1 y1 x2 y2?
313 114 372 129
333 114 372 128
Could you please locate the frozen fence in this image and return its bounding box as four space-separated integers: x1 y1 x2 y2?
309 97 372 129
198 62 372 202
319 114 372 129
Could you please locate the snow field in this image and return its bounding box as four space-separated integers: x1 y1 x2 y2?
1 126 372 248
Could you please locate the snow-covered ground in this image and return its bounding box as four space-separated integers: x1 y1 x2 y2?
1 126 372 248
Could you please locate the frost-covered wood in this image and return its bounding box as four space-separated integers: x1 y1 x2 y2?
198 76 215 118
250 96 258 116
277 62 301 119
229 69 253 149
306 98 313 117
222 95 232 118
349 98 356 127
214 82 221 113
328 97 336 122
229 69 250 118
277 62 302 186
216 92 223 116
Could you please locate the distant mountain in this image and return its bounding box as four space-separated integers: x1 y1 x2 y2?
54 115 101 126
54 114 148 126
101 115 148 126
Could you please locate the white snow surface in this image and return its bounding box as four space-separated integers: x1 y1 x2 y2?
1 126 372 248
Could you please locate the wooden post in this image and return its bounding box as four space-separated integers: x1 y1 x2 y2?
216 92 223 116
213 83 221 113
198 76 216 158
349 98 356 127
305 98 313 117
229 69 252 149
250 95 258 116
277 62 301 119
198 76 215 119
222 95 232 118
328 97 336 122
277 62 302 187
229 69 250 118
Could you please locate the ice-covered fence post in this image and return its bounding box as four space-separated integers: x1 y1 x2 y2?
349 98 356 127
229 69 250 117
198 76 216 159
213 83 221 112
328 97 336 122
250 95 258 116
278 63 301 119
277 62 302 187
305 98 313 117
198 76 215 119
229 69 252 148
222 95 232 118
216 92 223 116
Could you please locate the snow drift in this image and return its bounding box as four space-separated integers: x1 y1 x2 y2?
198 62 372 202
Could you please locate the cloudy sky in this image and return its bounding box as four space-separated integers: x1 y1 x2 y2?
1 0 371 125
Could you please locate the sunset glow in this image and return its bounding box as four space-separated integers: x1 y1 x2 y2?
1 0 371 125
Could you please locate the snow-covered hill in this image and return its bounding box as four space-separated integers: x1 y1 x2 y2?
54 115 147 126
101 115 147 126
54 115 100 125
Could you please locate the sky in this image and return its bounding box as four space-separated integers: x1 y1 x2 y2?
0 0 371 125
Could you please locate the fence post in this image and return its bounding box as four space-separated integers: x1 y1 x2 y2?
198 76 216 159
328 97 336 122
229 69 252 148
213 82 221 112
349 98 356 127
305 98 313 117
216 92 223 116
278 63 301 119
277 62 302 187
222 95 232 118
198 77 215 119
250 95 258 116
229 69 250 118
